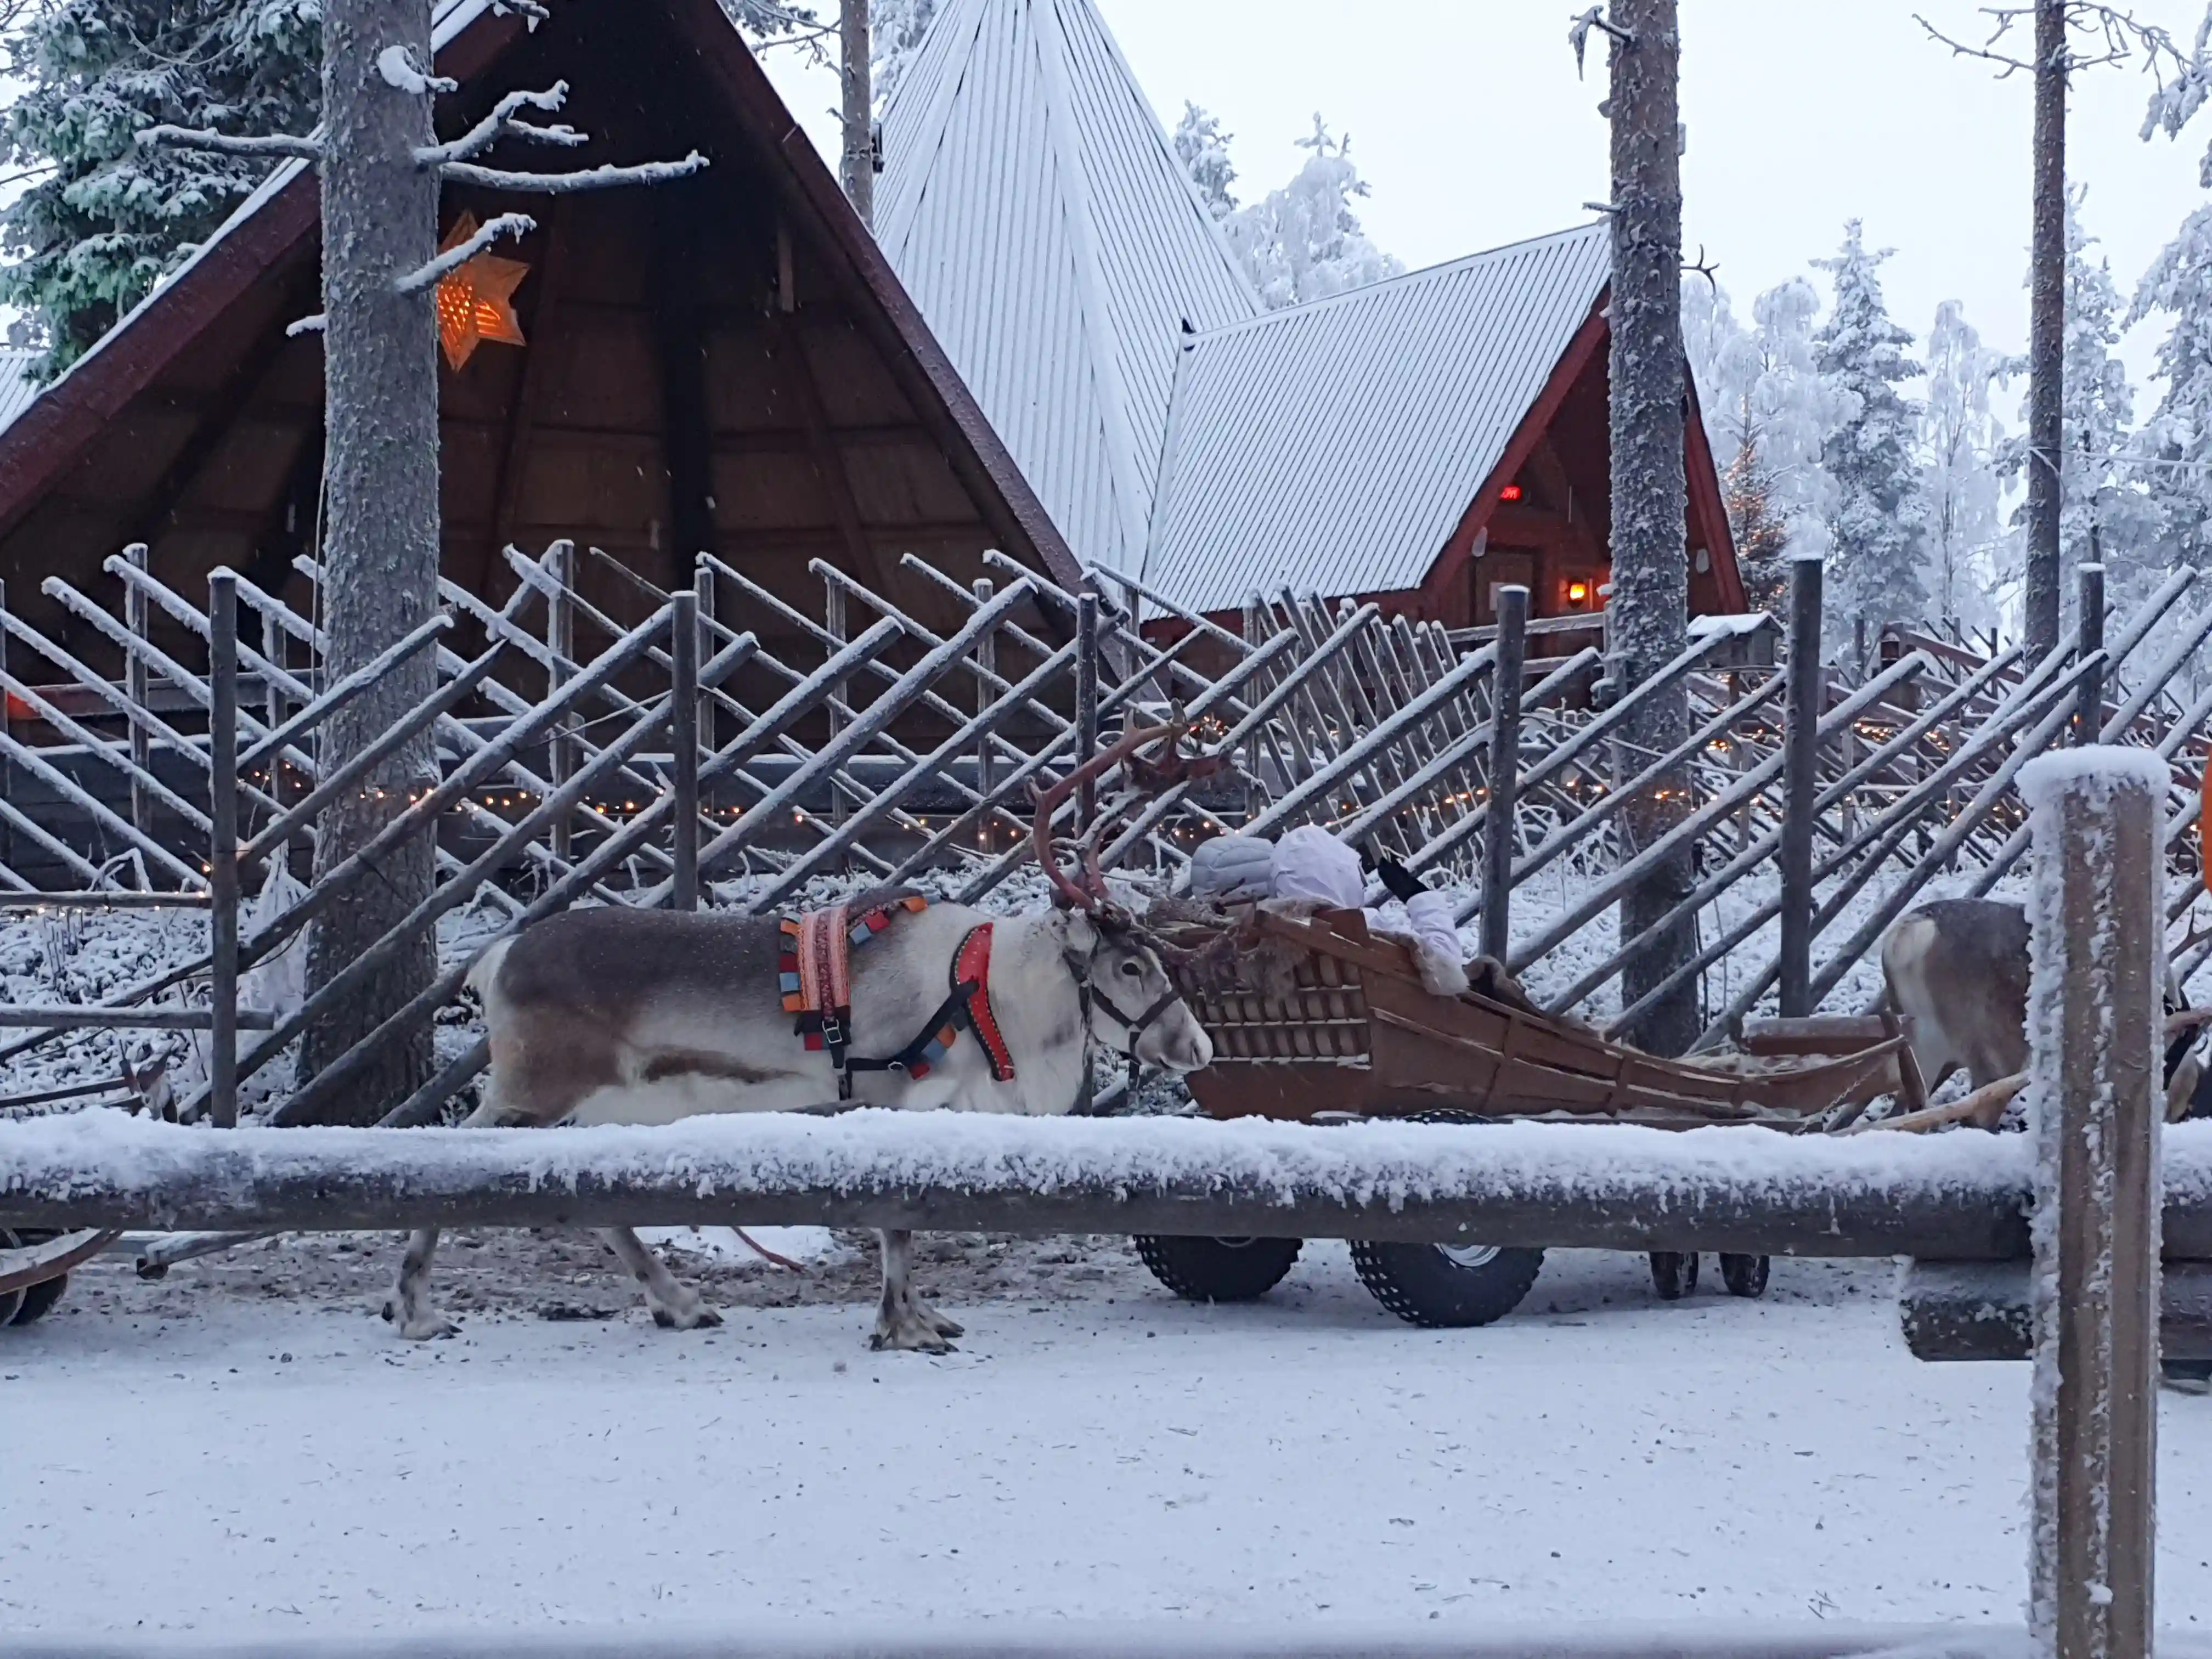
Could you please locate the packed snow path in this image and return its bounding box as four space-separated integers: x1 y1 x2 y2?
7 1244 2212 1639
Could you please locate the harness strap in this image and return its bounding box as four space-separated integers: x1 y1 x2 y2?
844 923 1017 1087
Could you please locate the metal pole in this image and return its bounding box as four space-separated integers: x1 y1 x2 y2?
207 571 240 1130
125 542 152 838
669 592 698 911
546 539 574 863
1076 593 1099 832
1480 585 1527 965
2075 561 2105 746
2024 748 2160 1659
974 577 995 853
1779 555 1823 1018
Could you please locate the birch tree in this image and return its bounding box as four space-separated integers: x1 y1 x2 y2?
144 0 703 1119
1919 299 2008 633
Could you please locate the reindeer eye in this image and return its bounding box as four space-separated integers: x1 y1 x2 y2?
1120 959 1142 977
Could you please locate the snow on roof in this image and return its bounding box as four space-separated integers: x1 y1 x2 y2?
1139 222 1611 616
0 350 40 436
876 0 1261 578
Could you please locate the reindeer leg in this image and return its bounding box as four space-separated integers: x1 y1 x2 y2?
871 1228 964 1352
600 1227 721 1331
382 1227 459 1340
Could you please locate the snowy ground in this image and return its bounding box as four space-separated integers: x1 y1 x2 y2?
8 1234 2212 1641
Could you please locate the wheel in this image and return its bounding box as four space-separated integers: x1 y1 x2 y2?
1350 1240 1546 1329
2 1228 74 1326
1719 1253 1770 1299
1649 1250 1700 1301
0 1229 29 1327
1133 1234 1302 1302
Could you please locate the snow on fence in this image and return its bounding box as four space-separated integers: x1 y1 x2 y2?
0 541 2205 1135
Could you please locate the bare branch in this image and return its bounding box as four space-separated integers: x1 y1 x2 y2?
416 82 584 167
1919 3 2185 79
436 153 709 195
1568 6 1634 79
138 125 321 161
394 212 536 295
1684 244 1720 290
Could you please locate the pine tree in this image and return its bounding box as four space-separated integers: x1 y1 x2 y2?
2128 196 2212 596
2053 188 2156 619
0 0 321 374
869 0 936 111
1171 101 1237 221
1221 116 1399 310
1919 299 2008 633
1722 435 1789 614
1813 221 1927 654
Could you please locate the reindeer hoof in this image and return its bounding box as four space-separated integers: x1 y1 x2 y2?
382 1300 460 1341
649 1302 721 1331
871 1313 959 1353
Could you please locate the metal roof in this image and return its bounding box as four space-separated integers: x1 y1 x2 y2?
876 0 1260 578
1140 222 1611 614
0 351 39 436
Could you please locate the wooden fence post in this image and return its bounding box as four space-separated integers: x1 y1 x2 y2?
1779 554 1823 1018
1076 592 1099 832
207 571 240 1131
669 590 698 911
2023 747 2162 1659
125 542 152 839
1480 584 1527 965
545 539 574 864
694 563 718 761
1242 594 1264 822
974 577 995 853
825 578 848 842
2076 562 2106 746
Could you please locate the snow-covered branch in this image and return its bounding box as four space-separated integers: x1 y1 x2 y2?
394 213 536 295
416 82 584 167
377 44 458 96
137 125 321 161
285 314 326 337
1917 4 2185 79
437 153 709 195
1568 7 1635 78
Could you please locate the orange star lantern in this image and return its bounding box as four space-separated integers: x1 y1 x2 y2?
433 212 529 371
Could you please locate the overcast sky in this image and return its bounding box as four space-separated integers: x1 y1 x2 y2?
765 1 2212 390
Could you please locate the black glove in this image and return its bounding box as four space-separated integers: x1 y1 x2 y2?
1373 855 1427 904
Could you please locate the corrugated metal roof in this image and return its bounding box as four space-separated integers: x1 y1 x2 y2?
1141 221 1610 614
0 351 40 436
876 0 1260 577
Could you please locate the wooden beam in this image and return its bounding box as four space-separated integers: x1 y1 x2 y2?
652 189 718 591
765 312 900 600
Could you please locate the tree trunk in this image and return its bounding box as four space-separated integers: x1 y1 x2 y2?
840 0 874 230
1607 0 1696 1057
297 0 442 1122
2024 0 2066 662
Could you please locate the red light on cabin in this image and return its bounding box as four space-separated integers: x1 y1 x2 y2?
1499 483 1523 502
1566 580 1591 607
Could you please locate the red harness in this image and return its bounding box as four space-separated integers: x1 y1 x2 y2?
778 899 1016 1098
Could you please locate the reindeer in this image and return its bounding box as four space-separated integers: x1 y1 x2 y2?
385 725 1221 1351
1881 896 2209 1116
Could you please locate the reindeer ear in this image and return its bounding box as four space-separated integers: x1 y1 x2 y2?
1060 909 1101 954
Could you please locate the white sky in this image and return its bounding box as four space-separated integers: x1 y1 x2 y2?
764 0 2212 391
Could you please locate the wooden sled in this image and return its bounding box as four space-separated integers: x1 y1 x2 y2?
1159 906 1900 1132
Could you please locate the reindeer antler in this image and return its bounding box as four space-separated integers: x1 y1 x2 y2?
1030 720 1211 911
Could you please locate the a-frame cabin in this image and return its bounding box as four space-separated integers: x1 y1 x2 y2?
0 0 1080 663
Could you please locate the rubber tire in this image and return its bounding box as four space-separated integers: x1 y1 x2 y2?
1719 1252 1770 1299
0 1228 29 1327
1350 1240 1546 1329
1133 1234 1302 1303
1650 1250 1700 1301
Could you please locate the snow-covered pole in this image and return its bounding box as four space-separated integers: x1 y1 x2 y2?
1779 555 1825 1017
839 0 874 230
1599 0 1694 1055
124 543 152 838
669 589 699 911
1077 592 1101 832
2075 562 2105 744
2021 746 2163 1659
1480 585 1528 964
207 570 240 1131
2024 0 2067 662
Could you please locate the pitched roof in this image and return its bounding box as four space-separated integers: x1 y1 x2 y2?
0 351 38 437
0 0 1082 599
1140 222 1612 614
876 0 1260 578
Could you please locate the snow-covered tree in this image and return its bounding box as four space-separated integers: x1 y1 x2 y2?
1220 116 1399 309
1813 221 1927 654
868 0 936 112
0 0 321 374
2052 190 2157 619
1681 272 1839 613
2128 196 2212 597
1918 300 2008 634
1172 101 1237 221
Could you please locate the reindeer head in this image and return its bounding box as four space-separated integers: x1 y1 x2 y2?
1029 718 1225 1075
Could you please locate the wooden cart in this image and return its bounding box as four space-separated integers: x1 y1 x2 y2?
1134 904 1904 1322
